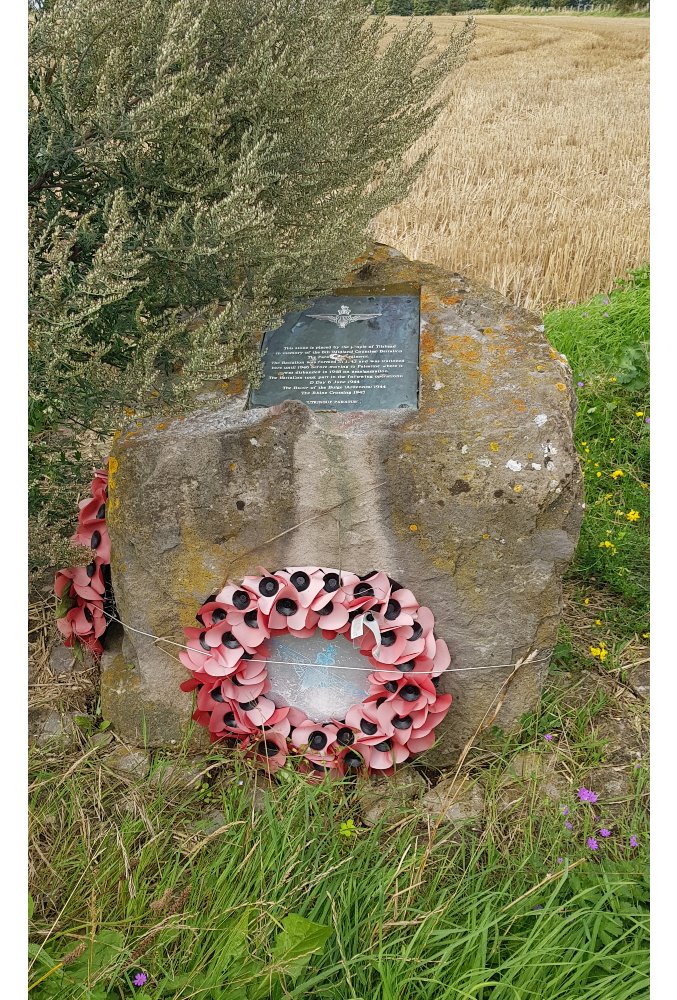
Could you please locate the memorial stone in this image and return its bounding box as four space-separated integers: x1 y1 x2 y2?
103 244 583 763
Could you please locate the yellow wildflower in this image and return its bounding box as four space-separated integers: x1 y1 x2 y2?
610 377 617 382
409 524 418 532
596 472 602 478
635 411 644 417
595 619 602 626
642 632 650 640
626 510 640 522
610 438 615 443
584 598 590 605
610 470 624 479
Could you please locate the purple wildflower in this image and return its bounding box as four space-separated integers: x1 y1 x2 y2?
587 837 599 851
562 806 569 816
629 835 639 848
534 904 544 910
557 857 564 864
133 973 148 988
577 381 584 388
565 821 573 830
577 787 598 804
645 417 650 424
543 733 553 741
603 312 609 317
599 828 611 837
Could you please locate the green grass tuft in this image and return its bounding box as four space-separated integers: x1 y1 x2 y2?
545 266 649 635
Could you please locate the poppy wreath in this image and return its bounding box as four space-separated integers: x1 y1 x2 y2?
180 567 453 776
54 469 112 658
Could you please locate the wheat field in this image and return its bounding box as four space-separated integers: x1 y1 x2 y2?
372 15 649 311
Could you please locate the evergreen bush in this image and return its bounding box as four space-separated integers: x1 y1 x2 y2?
28 0 473 567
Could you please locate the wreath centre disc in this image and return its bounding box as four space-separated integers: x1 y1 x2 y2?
266 634 371 720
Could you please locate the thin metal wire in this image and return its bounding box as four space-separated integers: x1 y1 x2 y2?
103 611 549 676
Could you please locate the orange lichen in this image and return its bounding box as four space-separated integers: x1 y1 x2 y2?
448 335 481 365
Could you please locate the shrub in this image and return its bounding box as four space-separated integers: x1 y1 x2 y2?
28 0 474 567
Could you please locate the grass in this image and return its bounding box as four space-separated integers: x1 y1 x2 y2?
28 710 649 1000
546 266 649 635
373 15 649 311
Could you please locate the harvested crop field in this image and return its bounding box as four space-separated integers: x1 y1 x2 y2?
373 15 649 311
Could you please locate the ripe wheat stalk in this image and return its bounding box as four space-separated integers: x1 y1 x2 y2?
373 14 649 311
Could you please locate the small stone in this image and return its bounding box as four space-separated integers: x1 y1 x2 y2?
496 751 569 812
583 766 634 816
107 746 151 779
358 768 427 826
34 709 82 745
49 644 77 676
92 731 115 748
422 775 485 826
192 808 227 836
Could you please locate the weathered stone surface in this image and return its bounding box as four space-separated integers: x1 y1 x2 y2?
105 244 583 760
357 767 427 825
422 775 485 826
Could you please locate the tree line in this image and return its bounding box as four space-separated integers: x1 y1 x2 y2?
368 1 647 13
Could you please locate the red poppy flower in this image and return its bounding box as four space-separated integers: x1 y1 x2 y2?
290 720 339 766
55 559 106 604
56 598 106 649
247 731 288 773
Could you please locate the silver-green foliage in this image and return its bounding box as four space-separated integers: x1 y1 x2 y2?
28 0 473 565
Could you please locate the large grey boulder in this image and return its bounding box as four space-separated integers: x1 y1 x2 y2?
103 244 583 762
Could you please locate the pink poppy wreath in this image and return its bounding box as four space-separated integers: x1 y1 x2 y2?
180 568 453 776
54 469 111 658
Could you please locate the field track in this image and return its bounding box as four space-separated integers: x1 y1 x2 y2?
373 15 649 311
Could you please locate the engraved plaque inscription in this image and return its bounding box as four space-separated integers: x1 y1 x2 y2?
249 293 420 411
